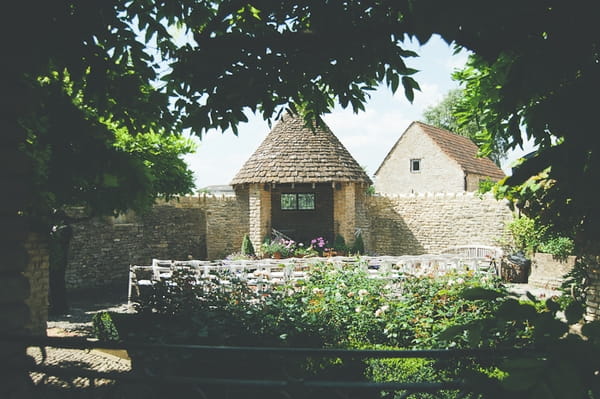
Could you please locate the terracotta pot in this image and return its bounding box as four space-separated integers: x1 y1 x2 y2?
272 252 282 259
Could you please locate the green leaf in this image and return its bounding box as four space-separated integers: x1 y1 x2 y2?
501 358 546 392
526 291 538 303
564 302 584 325
248 5 261 20
437 324 466 341
545 298 560 314
467 323 483 347
496 299 536 321
390 73 399 94
460 287 505 300
402 76 414 102
533 313 568 341
102 173 119 188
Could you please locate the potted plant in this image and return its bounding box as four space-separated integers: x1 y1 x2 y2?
310 236 328 256
261 238 295 259
294 243 318 258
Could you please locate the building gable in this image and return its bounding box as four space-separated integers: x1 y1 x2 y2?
374 121 505 194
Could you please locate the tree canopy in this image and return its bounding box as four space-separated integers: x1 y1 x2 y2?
422 89 508 165
7 1 198 223
442 1 600 251
6 0 600 249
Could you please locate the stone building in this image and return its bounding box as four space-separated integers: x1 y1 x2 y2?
374 121 505 195
230 113 372 249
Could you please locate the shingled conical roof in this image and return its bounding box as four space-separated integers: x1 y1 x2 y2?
231 113 372 185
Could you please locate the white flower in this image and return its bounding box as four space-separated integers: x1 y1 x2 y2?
456 278 465 285
447 279 455 286
347 291 355 298
355 306 362 313
375 305 390 317
358 289 369 297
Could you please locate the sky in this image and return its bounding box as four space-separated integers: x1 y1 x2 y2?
183 35 534 190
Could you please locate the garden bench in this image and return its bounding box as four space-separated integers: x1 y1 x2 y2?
440 245 503 275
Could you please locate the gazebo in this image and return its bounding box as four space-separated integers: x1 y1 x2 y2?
231 113 372 249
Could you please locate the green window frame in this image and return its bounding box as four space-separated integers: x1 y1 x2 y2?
281 193 315 210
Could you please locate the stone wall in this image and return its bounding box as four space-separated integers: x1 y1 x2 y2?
365 192 512 255
247 184 271 253
529 252 576 290
65 192 513 290
585 257 600 322
23 233 49 335
333 183 357 244
65 195 245 291
205 192 248 260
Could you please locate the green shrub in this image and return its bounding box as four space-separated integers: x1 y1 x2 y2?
332 234 347 253
350 232 365 255
92 311 120 341
505 215 545 254
538 235 574 259
241 234 255 256
124 262 513 398
365 352 457 399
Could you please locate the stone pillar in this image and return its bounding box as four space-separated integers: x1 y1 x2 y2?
248 183 271 252
333 183 356 244
585 256 600 322
23 234 49 335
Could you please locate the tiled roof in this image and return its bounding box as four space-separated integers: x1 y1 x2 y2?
231 113 372 185
375 121 505 180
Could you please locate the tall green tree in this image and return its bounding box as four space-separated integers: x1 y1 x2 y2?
422 89 508 165
435 2 600 252
6 0 600 249
6 1 424 223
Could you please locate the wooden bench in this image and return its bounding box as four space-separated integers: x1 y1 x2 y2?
440 245 503 275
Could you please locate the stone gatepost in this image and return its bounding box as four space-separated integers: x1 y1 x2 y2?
585 256 600 322
333 183 357 245
248 184 271 252
23 234 49 334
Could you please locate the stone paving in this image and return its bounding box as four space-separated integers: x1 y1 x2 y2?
29 293 133 391
27 346 131 388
